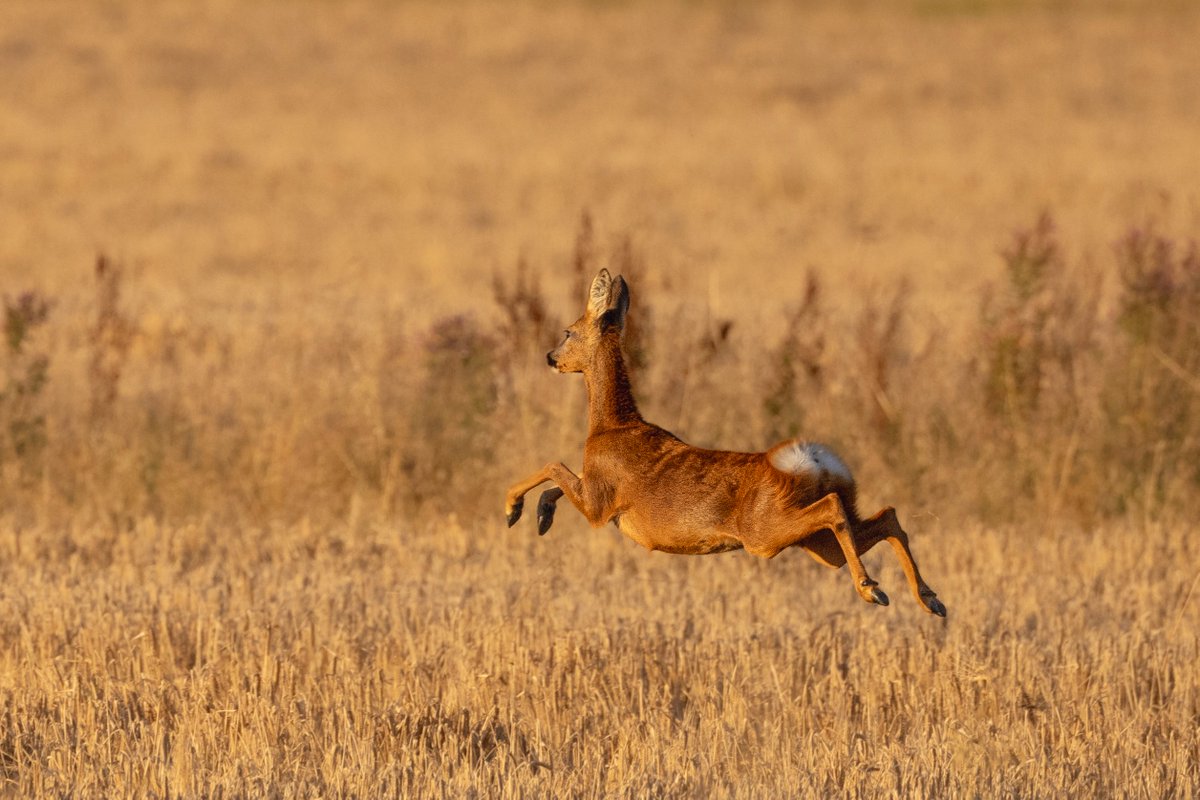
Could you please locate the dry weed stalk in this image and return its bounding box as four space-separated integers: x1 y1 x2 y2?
763 270 825 441
88 255 134 422
0 291 52 467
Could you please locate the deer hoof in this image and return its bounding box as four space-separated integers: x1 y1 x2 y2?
536 490 558 535
506 499 524 528
869 587 889 606
927 597 947 618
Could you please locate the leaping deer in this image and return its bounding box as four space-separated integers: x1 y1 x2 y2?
505 269 946 616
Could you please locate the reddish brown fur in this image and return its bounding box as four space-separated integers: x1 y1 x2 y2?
505 270 945 615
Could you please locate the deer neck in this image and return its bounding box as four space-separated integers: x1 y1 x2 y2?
584 336 641 433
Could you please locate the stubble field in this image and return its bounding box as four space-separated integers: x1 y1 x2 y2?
2 1 1199 796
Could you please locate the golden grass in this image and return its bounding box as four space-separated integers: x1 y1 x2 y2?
1 513 1197 796
3 0 1200 796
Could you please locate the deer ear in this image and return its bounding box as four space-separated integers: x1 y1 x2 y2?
587 269 613 317
599 275 629 332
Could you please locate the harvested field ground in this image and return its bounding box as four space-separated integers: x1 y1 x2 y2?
2 516 1198 796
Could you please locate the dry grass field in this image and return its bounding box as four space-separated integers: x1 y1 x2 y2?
2 0 1200 796
1 514 1198 796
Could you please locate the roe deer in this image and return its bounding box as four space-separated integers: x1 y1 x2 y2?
504 269 945 616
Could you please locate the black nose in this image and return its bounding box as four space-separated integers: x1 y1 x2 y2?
546 351 557 367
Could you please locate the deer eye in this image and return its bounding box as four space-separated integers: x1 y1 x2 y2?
564 330 573 339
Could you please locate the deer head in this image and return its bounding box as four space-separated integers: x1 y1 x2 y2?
546 269 629 373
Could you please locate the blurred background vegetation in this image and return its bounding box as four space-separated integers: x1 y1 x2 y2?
3 211 1198 530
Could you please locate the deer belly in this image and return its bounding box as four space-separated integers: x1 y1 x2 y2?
615 514 743 555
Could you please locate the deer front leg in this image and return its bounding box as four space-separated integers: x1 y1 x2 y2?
504 463 586 532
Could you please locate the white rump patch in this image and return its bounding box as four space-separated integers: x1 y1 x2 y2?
769 441 853 482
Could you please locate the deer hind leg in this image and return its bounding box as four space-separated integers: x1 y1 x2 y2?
799 508 945 616
504 463 585 532
751 493 889 607
857 508 946 617
798 531 850 568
